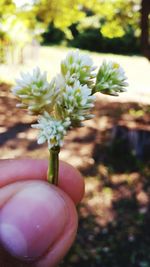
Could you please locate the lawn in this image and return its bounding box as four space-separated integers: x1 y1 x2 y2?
1 45 150 103
0 46 150 267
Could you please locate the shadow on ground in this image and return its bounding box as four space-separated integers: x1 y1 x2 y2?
0 83 150 267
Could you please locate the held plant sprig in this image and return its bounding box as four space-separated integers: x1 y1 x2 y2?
12 50 128 185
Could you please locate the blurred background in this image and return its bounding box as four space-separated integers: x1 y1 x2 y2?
0 0 150 266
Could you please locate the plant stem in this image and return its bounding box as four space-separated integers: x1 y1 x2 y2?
47 146 60 185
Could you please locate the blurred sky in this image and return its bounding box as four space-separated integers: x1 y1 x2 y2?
13 0 34 7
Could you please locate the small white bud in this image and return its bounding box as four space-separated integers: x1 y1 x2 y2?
95 61 128 96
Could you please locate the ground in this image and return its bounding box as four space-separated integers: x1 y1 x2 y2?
0 47 150 267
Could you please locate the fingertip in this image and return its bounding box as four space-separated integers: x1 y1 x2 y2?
59 161 85 205
0 159 85 205
0 181 78 263
36 185 78 267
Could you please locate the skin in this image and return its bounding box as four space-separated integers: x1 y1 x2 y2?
0 159 84 267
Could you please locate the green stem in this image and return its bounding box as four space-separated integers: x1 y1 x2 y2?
47 146 60 185
92 85 96 95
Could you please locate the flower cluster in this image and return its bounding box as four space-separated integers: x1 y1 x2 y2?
95 61 128 96
12 50 128 149
56 81 95 126
32 112 70 149
61 50 96 88
12 67 58 114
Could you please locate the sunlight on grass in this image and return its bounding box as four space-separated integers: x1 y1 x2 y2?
0 46 150 105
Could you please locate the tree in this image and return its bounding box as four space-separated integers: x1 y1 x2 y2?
0 0 44 63
86 0 141 38
141 0 150 60
32 0 86 39
0 0 148 60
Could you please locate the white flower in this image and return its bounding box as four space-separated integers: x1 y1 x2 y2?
95 61 128 96
32 112 71 149
56 80 95 125
61 50 96 88
12 67 58 114
12 50 128 151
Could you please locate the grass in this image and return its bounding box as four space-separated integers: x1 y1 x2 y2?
0 45 150 103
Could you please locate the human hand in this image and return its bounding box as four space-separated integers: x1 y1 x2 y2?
0 159 84 267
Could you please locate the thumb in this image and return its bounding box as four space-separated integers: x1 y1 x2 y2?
0 180 78 267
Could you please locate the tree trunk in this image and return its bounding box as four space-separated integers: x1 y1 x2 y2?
141 0 150 60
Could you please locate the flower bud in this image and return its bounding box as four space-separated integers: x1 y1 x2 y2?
95 61 128 96
61 50 96 88
32 112 71 149
12 67 58 115
56 80 95 126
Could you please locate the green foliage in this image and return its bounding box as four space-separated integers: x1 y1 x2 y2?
40 0 141 54
68 26 140 54
69 28 103 51
67 0 141 53
42 23 65 45
33 0 85 35
0 0 142 56
90 0 141 38
0 0 15 16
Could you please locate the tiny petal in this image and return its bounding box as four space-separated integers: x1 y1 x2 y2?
37 136 46 144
